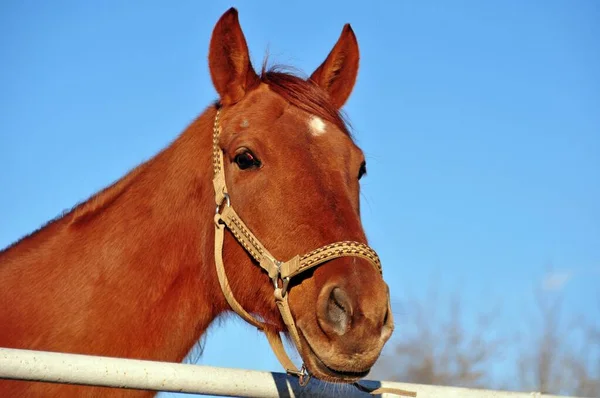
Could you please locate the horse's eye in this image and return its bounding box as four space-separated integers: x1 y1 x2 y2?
358 161 367 180
234 150 261 170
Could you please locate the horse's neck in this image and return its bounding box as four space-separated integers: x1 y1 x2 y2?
0 107 223 362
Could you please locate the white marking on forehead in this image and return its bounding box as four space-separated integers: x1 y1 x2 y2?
240 119 249 128
308 115 326 136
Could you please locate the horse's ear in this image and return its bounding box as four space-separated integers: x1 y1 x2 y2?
309 24 359 109
209 8 259 105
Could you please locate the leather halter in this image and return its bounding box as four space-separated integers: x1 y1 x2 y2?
211 107 413 396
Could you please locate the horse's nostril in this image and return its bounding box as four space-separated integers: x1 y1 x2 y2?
382 305 389 326
381 301 394 341
326 287 352 335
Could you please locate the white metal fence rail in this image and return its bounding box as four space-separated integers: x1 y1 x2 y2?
0 348 577 398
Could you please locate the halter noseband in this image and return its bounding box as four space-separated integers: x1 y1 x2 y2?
211 107 384 386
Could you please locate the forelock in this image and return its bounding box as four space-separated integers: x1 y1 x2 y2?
259 65 352 138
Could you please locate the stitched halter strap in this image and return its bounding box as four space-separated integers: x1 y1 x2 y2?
211 108 414 397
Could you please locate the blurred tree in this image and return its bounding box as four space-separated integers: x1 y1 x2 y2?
518 291 599 397
370 286 503 389
371 280 599 397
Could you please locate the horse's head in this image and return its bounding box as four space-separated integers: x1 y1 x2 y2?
209 8 393 382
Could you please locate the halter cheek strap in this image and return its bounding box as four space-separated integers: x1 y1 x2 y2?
211 108 415 397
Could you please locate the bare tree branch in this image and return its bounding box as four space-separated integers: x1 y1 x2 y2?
372 275 599 397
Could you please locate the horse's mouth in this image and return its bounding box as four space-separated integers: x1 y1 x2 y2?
297 328 371 382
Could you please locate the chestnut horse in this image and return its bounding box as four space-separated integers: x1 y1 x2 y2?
0 8 394 397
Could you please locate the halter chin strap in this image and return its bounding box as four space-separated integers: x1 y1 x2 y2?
211 107 415 397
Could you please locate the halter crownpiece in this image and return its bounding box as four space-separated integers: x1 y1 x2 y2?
211 107 413 396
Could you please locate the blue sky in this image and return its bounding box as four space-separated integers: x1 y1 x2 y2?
1 0 598 395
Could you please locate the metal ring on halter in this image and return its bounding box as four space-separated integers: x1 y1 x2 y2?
281 277 290 296
215 192 230 215
271 261 291 296
272 275 291 296
271 259 282 289
298 364 311 386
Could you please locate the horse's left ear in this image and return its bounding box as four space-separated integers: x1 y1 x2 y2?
309 24 360 109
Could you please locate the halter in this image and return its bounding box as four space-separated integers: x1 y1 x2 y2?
211 107 410 396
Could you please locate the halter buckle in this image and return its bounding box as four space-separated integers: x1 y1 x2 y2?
281 277 290 296
298 364 311 386
271 260 290 297
273 276 291 296
286 363 311 386
215 192 230 215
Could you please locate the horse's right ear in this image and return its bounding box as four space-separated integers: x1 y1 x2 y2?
209 8 259 105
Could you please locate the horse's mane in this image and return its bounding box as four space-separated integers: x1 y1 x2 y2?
0 66 352 256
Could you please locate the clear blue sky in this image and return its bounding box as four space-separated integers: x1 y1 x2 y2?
1 1 598 395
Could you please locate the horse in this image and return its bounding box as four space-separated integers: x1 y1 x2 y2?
0 8 394 397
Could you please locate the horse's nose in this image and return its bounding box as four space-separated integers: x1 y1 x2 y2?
317 285 354 336
316 279 394 341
